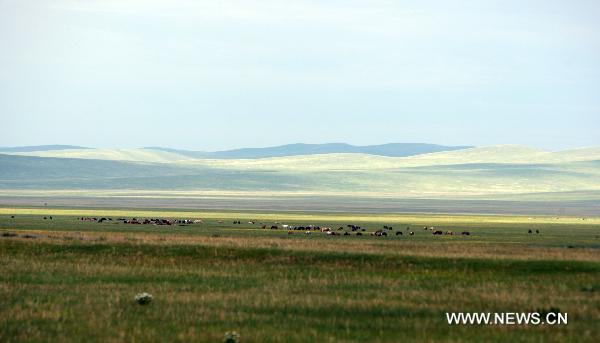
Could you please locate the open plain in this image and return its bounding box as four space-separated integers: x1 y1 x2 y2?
1 207 599 342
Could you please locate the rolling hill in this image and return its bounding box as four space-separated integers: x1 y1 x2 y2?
1 145 599 199
144 143 473 159
3 143 472 162
0 145 90 153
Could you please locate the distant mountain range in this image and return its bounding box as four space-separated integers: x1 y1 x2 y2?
1 145 599 200
0 145 90 153
143 143 473 159
0 143 472 159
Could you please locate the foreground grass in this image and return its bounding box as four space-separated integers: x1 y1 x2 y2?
1 208 599 342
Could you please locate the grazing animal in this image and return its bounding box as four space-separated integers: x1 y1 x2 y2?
348 224 362 232
344 232 350 236
433 230 443 235
409 231 415 236
445 231 453 235
43 217 47 220
373 230 387 237
461 231 470 236
396 231 403 236
261 225 266 229
536 230 540 234
356 232 362 236
10 216 14 218
270 225 278 229
528 229 532 234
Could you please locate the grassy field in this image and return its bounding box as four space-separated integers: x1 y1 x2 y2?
1 208 599 342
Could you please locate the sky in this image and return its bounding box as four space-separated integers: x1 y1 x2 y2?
0 0 599 151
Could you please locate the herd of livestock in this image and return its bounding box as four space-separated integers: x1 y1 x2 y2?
76 217 479 236
5 216 549 236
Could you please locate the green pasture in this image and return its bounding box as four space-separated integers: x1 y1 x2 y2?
1 208 599 342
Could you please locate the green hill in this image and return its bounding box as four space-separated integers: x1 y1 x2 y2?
1 145 599 198
144 143 472 159
4 143 472 162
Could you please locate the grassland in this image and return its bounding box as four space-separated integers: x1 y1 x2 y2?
1 207 599 342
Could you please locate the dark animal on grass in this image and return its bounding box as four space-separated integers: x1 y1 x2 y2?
433 230 443 235
261 225 266 229
344 232 350 236
347 224 361 231
373 230 387 237
356 232 362 236
396 231 403 236
10 216 14 218
43 217 47 220
270 225 278 229
409 231 415 236
528 229 532 234
461 231 470 236
536 230 540 234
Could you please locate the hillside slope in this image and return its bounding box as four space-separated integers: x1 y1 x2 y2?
146 143 472 159
4 143 472 161
1 146 599 197
0 145 89 152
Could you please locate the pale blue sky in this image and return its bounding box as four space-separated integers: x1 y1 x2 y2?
1 0 599 150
